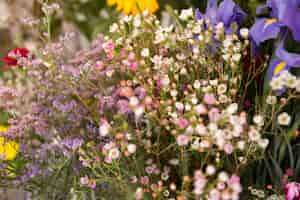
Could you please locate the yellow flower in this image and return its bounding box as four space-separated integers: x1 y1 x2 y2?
0 126 19 161
0 125 8 132
107 0 159 15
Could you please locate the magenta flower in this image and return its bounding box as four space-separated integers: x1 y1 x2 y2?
285 182 300 200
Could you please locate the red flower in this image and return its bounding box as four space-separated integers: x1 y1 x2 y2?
3 48 29 67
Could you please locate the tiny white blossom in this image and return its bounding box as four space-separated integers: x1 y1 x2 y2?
170 89 178 97
206 165 216 176
270 78 284 91
127 144 137 154
179 8 193 20
141 48 150 57
129 96 139 107
218 171 229 182
161 75 170 87
109 23 119 33
266 96 277 105
134 106 145 118
193 80 201 89
133 17 141 27
237 141 246 150
217 84 227 95
108 148 120 160
253 115 264 126
248 127 261 141
240 28 249 39
277 112 291 126
285 75 297 88
222 54 231 61
226 103 238 114
223 39 232 48
232 53 241 62
258 139 269 149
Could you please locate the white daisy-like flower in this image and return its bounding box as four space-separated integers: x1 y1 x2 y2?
277 112 291 126
253 115 264 126
266 96 277 105
270 77 284 91
108 147 120 160
179 8 194 21
217 84 227 95
226 103 238 114
284 74 297 88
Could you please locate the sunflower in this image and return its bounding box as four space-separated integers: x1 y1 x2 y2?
107 0 159 15
0 125 20 161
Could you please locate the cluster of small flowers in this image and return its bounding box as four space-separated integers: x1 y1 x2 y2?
1 5 297 199
159 78 269 158
270 71 300 92
193 168 242 200
41 3 60 16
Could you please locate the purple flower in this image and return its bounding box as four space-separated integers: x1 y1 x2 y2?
267 40 300 81
250 0 300 46
61 138 83 150
277 0 300 42
250 18 283 46
195 0 246 33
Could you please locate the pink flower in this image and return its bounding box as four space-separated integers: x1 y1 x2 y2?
176 117 189 129
208 108 220 122
195 104 208 115
128 52 135 60
140 176 149 185
285 182 300 200
102 40 115 51
286 168 294 177
228 175 242 193
177 134 190 146
80 176 89 185
130 62 138 71
95 61 104 70
102 40 115 59
224 143 233 154
203 93 216 105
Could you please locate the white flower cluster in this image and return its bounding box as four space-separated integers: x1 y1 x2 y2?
270 71 300 92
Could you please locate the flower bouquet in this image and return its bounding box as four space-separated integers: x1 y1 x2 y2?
1 0 300 199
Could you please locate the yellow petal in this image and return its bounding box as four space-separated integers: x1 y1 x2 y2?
137 0 159 13
123 0 135 15
107 0 117 6
116 0 124 11
264 18 277 28
274 62 287 75
4 141 19 161
0 137 4 145
0 125 8 132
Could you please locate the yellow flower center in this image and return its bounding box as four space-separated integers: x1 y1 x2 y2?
264 18 278 28
274 62 287 75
